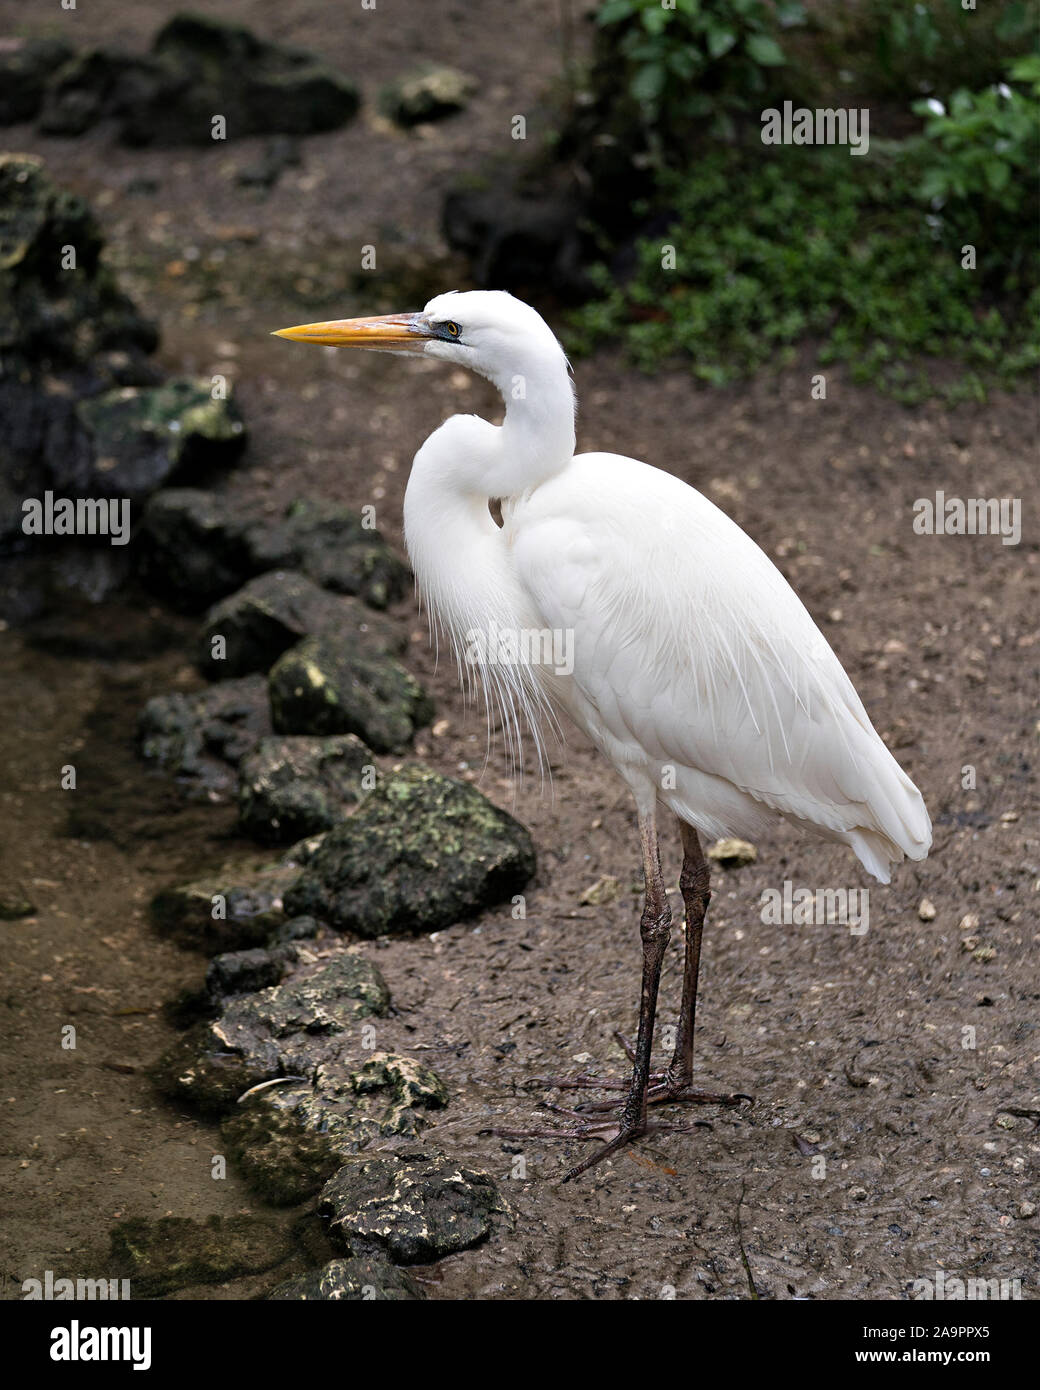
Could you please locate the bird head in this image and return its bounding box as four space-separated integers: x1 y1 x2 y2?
273 289 568 395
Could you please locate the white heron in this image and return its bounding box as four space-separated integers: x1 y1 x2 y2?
274 290 931 1181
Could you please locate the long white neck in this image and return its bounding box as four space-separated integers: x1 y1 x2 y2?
401 355 575 770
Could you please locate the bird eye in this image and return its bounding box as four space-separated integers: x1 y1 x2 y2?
443 321 461 338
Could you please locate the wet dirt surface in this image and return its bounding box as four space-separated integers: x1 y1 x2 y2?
1 0 1038 1300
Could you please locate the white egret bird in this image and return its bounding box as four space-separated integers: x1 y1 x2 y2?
274 290 931 1182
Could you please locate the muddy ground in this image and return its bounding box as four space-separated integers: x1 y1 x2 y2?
1 0 1037 1301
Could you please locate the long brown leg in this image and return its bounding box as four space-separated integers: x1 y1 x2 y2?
666 821 710 1087
485 805 696 1180
568 822 750 1113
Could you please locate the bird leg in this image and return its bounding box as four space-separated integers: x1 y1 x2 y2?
486 808 703 1181
529 824 750 1114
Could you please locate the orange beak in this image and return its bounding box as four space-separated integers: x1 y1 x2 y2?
272 311 432 351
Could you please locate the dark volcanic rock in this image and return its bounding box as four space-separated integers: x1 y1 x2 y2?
318 1149 509 1264
136 489 265 609
268 1255 422 1301
222 1053 446 1205
38 48 136 137
238 734 375 844
273 498 411 609
150 860 298 951
0 155 161 559
120 13 360 146
284 764 536 935
381 66 477 126
138 490 408 612
269 635 432 753
0 38 75 125
442 182 588 300
76 380 245 501
205 944 298 1000
110 1214 292 1296
138 674 271 799
0 154 157 370
198 569 403 679
150 951 391 1115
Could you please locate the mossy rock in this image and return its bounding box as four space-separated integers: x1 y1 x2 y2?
269 635 433 753
284 764 535 935
238 734 375 845
268 1255 422 1300
76 379 245 501
198 569 403 679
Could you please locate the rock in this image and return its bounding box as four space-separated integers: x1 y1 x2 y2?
918 898 937 922
119 14 360 147
268 1255 422 1300
150 951 391 1114
318 1149 509 1264
706 837 758 868
0 38 75 125
0 890 35 920
284 764 535 936
0 155 159 552
205 944 298 1000
381 66 477 126
110 1214 292 1296
137 490 409 612
221 1053 447 1204
269 635 432 753
238 734 374 844
136 489 266 609
274 499 411 609
150 860 298 951
236 134 302 189
76 380 245 502
38 48 136 137
148 1021 277 1113
222 953 390 1038
270 913 322 944
579 875 620 906
198 569 403 679
138 674 271 799
442 182 588 300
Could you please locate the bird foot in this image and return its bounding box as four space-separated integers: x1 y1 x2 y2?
482 1105 708 1183
528 1033 752 1115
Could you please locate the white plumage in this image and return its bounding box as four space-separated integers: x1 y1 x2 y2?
275 288 932 1180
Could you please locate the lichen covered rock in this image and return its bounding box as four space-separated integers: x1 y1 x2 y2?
238 734 375 844
268 1255 422 1301
285 765 535 935
76 379 245 501
318 1148 509 1264
269 635 432 753
381 66 477 126
150 950 391 1115
221 1053 447 1204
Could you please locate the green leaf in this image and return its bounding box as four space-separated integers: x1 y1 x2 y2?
706 25 738 59
745 34 785 66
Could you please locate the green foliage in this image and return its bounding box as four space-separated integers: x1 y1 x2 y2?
911 55 1040 272
568 118 1039 401
595 0 805 141
839 0 1038 99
